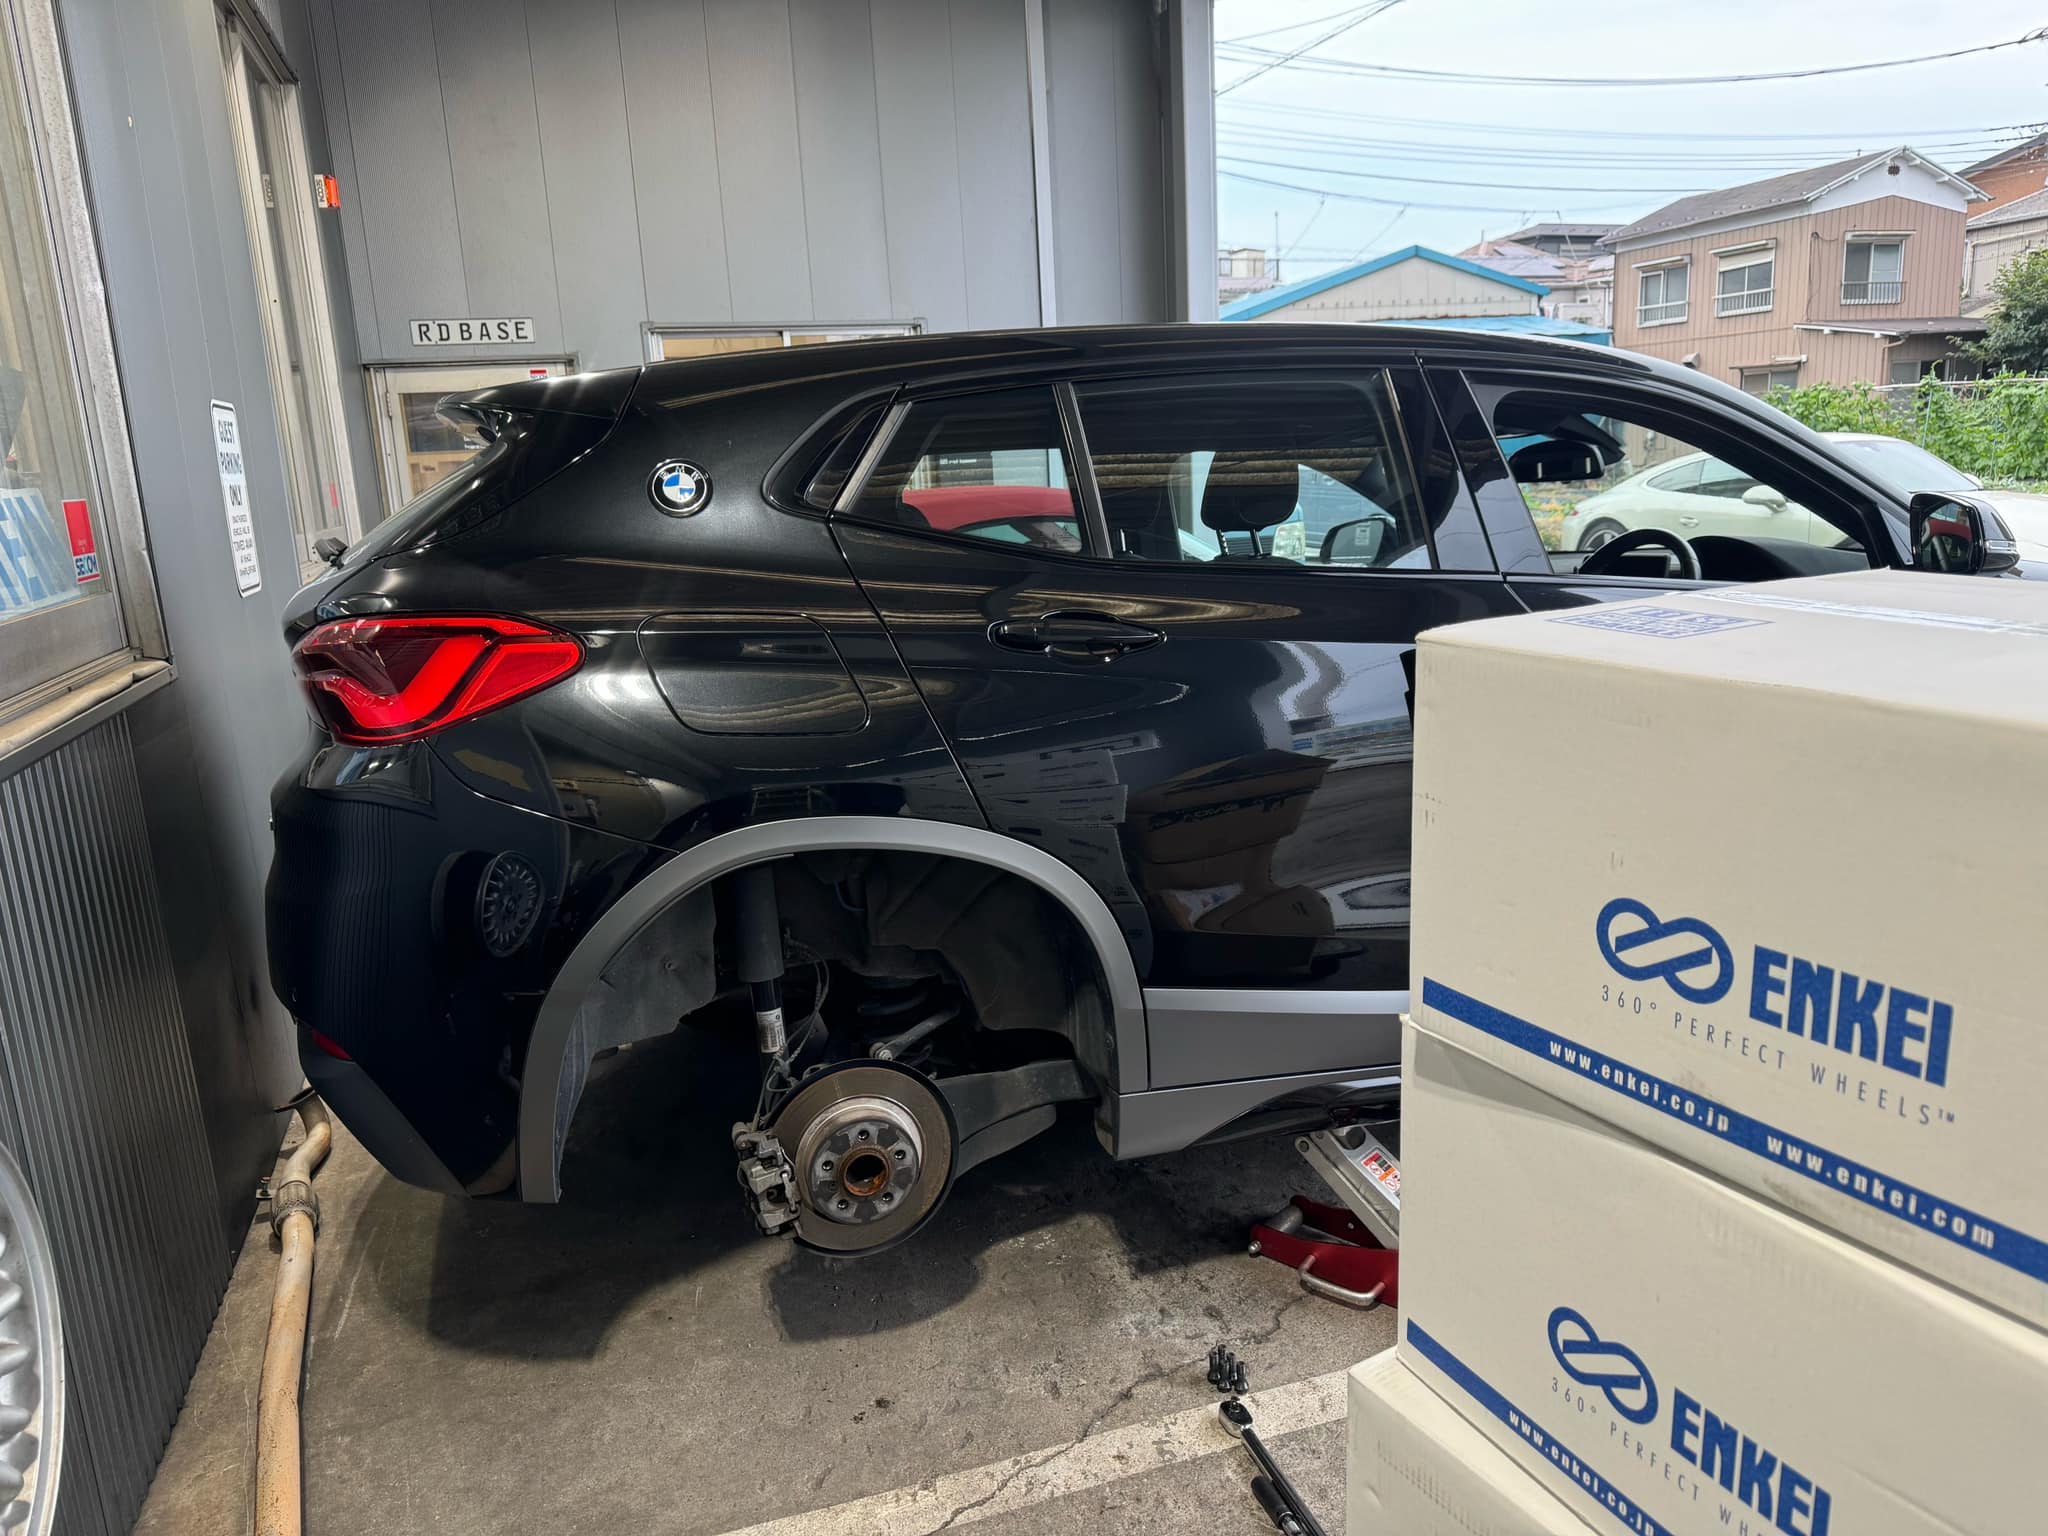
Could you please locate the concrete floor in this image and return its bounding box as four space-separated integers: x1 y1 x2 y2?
136 1030 1394 1535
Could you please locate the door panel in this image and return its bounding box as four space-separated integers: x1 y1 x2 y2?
832 365 1521 1013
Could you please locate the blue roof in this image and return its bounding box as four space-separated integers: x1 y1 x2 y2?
1219 244 1549 321
1387 314 1611 345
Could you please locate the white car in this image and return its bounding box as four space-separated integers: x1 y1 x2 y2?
1822 432 2048 563
1559 451 1837 552
1560 432 2048 558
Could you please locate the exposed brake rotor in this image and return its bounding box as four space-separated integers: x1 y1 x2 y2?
765 1060 956 1256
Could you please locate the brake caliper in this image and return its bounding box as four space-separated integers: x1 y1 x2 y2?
731 1124 800 1238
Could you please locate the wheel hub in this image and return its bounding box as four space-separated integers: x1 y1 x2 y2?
767 1062 955 1255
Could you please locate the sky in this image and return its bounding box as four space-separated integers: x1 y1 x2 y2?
1212 0 2048 279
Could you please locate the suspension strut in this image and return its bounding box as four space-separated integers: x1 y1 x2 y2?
733 864 788 1071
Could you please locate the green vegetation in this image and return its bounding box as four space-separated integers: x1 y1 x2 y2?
1973 249 2048 376
1763 373 2048 488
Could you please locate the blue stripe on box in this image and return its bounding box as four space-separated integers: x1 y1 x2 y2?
1403 1319 1677 1536
1420 977 2048 1283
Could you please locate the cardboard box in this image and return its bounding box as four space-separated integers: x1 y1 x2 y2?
1409 570 2048 1325
1348 1349 1591 1536
1398 1024 2048 1536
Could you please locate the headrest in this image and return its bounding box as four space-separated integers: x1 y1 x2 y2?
1199 459 1300 535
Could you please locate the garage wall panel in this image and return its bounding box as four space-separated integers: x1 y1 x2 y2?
329 0 468 358
312 0 1168 360
871 0 969 333
703 0 814 324
618 0 732 325
428 0 562 336
947 0 1039 330
528 2 648 362
788 0 893 321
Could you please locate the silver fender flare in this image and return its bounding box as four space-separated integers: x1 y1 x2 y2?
517 815 1147 1201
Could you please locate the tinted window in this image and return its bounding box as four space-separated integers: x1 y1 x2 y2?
1695 459 1760 499
1073 372 1433 569
845 387 1081 553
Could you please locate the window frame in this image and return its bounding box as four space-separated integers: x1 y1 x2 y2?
1842 236 1906 305
0 0 165 741
1636 262 1689 327
1713 244 1775 317
1446 367 1888 583
834 363 1475 577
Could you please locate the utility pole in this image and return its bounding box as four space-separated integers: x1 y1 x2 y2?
1273 210 1280 281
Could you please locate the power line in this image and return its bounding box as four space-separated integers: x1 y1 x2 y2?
1220 99 2048 145
1219 152 1709 194
1216 0 1405 96
1218 4 1377 45
1221 166 1660 215
1217 128 2027 171
1214 27 2048 88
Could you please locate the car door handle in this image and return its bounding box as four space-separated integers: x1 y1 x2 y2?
1678 515 1700 527
989 610 1164 662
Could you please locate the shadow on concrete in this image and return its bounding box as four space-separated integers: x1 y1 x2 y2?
357 1020 1317 1361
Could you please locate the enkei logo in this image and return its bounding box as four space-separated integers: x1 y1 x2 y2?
1547 1305 1658 1424
1595 897 1733 1005
1593 896 1955 1086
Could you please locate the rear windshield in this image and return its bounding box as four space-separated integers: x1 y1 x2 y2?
340 407 615 566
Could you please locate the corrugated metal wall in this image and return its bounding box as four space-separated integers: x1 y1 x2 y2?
309 0 1171 371
0 716 228 1536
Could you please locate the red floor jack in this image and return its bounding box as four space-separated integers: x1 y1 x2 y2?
1249 1125 1400 1309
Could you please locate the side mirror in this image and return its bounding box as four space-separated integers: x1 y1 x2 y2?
1321 513 1391 564
1964 472 1985 491
313 535 348 569
1507 439 1605 484
1741 484 1787 512
1910 492 2019 575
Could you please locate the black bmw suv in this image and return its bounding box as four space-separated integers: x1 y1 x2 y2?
268 323 2004 1254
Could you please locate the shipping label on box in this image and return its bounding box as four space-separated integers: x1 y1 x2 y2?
1397 1025 2048 1536
1409 570 2048 1325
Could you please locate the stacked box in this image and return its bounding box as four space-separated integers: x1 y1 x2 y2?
1346 572 2048 1536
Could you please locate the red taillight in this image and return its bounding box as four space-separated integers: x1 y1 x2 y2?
308 1029 353 1061
291 615 583 744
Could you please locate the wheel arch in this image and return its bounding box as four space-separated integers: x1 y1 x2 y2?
517 815 1148 1201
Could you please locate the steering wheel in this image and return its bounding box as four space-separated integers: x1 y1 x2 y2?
1577 526 1701 581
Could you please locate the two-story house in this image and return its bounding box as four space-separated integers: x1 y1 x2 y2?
1960 133 2048 216
1607 148 1987 391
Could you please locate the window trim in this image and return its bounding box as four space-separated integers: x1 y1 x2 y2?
0 0 166 741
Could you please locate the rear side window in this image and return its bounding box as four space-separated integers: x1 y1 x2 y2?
844 387 1082 554
1072 372 1434 569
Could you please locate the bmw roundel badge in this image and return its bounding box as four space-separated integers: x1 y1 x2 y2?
648 459 712 516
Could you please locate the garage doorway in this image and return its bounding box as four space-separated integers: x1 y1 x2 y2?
217 8 359 583
368 360 573 515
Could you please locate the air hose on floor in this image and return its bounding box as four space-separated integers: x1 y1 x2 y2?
255 1097 331 1536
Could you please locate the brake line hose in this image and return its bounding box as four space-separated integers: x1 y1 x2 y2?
256 1097 331 1536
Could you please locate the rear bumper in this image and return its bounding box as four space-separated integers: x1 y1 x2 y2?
299 1032 466 1196
267 739 668 1190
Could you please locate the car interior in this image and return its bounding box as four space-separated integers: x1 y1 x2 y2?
1487 387 1876 585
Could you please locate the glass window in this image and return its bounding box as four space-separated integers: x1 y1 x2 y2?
1738 366 1800 395
845 387 1082 554
648 323 919 361
1477 384 1866 562
1 8 131 709
1073 372 1434 570
1715 250 1774 315
1843 240 1904 303
1637 265 1688 325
